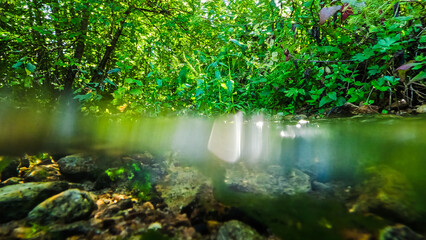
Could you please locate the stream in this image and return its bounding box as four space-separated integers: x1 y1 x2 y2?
0 109 425 239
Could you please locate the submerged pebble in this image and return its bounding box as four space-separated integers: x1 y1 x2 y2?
28 189 96 224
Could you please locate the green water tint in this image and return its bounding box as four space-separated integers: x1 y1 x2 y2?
1 107 426 238
182 115 426 239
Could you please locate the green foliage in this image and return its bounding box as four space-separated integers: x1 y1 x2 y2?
105 162 152 201
1 0 425 115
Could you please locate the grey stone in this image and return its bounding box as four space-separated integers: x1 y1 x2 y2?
28 189 96 224
155 166 211 212
217 220 263 240
57 155 99 181
225 163 311 196
0 181 69 223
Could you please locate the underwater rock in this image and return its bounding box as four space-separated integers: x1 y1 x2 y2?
23 164 61 182
350 165 420 223
225 163 311 195
57 155 99 181
47 221 99 239
155 166 211 212
1 177 24 186
379 224 423 240
28 189 96 224
216 220 263 240
0 181 69 223
0 156 20 181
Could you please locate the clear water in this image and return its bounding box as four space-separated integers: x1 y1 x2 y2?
1 107 425 239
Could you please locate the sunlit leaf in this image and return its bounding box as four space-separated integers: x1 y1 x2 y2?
220 82 227 90
130 88 142 95
411 71 426 82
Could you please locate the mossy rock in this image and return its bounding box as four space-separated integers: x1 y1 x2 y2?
351 165 420 223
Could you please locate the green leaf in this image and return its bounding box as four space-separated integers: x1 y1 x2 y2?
229 39 247 51
337 97 346 106
225 80 233 94
129 88 142 95
220 82 227 90
25 68 31 76
411 71 426 82
12 62 23 69
327 91 337 101
319 96 332 107
352 48 375 62
104 78 117 87
107 68 121 74
195 89 204 97
215 70 221 80
156 79 163 87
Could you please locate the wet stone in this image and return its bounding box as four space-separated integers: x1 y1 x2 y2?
48 221 99 239
1 177 24 186
350 165 420 223
57 155 99 181
28 189 96 224
23 164 61 182
379 224 423 240
0 181 69 223
217 220 263 240
0 156 20 181
225 163 311 195
155 166 211 212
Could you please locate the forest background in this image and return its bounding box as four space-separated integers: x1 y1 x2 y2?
1 0 425 117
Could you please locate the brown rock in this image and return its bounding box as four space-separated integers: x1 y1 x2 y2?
353 105 379 114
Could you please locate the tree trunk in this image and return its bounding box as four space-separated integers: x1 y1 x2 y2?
63 2 90 96
91 7 132 83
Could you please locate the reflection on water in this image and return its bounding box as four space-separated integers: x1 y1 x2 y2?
1 107 426 239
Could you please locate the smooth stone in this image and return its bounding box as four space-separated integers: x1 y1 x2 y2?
28 189 96 224
57 155 99 181
225 163 311 195
0 181 69 223
216 220 263 240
